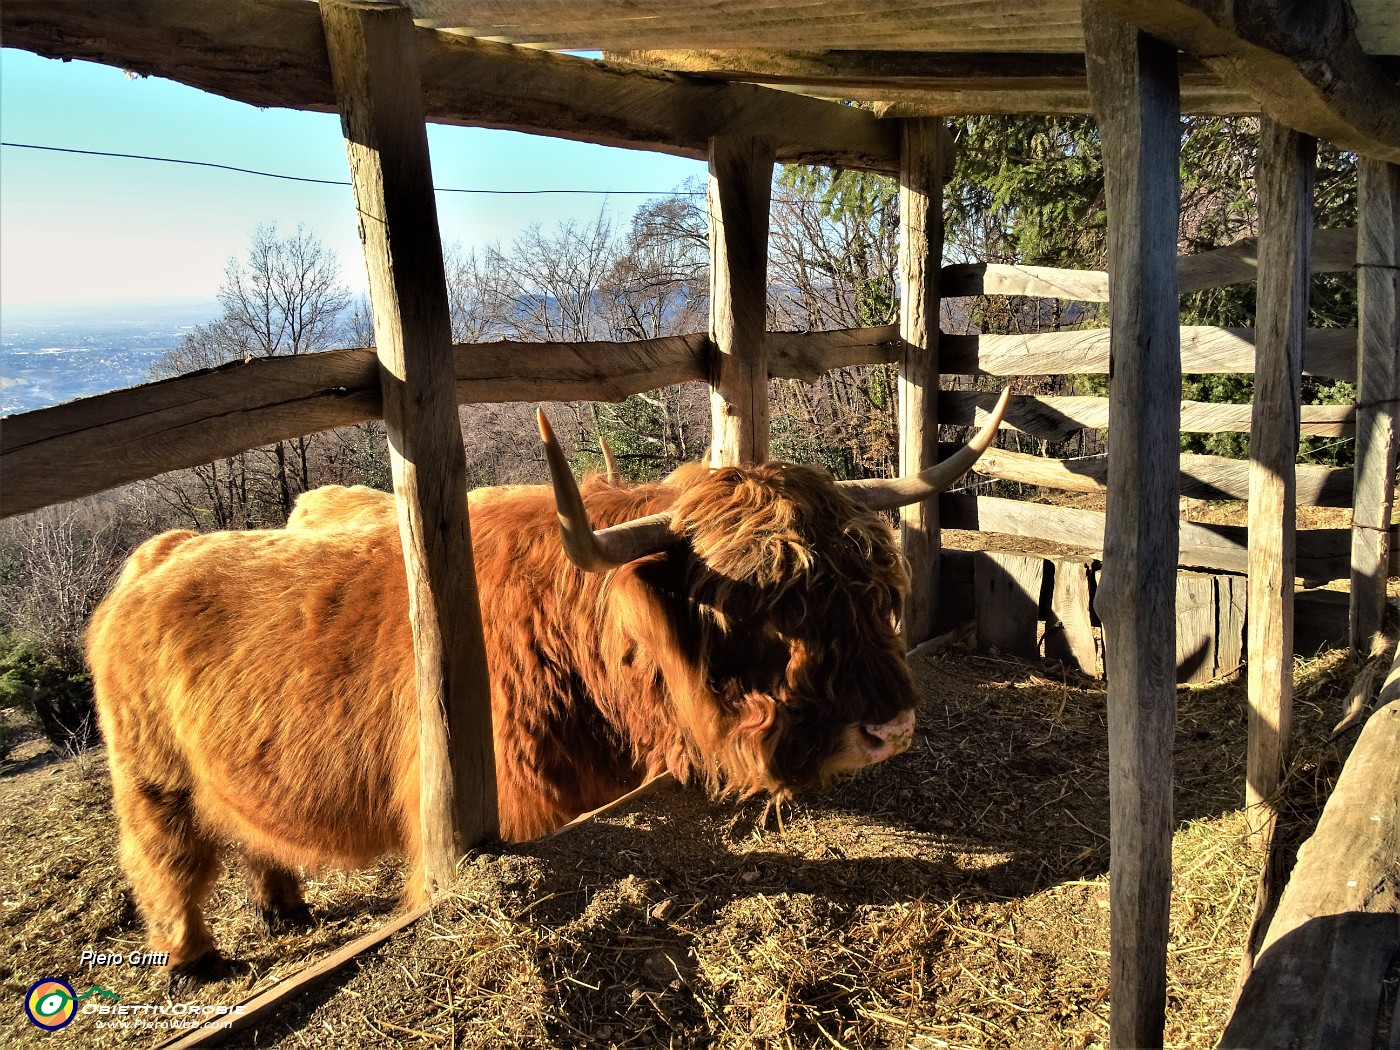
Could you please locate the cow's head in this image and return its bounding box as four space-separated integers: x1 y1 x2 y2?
538 388 1010 801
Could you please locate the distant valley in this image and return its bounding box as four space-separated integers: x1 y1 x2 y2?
0 299 219 415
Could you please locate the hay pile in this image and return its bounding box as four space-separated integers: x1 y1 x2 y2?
0 645 1364 1049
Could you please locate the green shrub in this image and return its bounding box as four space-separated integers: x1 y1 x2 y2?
0 635 98 753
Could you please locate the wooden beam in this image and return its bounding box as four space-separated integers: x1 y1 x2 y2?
1083 8 1180 1047
1349 160 1400 653
0 0 899 172
939 390 1355 441
605 47 1257 117
939 326 1356 380
973 446 1353 507
1091 0 1400 163
1222 679 1400 1048
940 226 1358 299
0 322 1362 518
898 119 952 645
941 492 1398 583
1246 118 1314 846
321 0 497 891
707 135 775 467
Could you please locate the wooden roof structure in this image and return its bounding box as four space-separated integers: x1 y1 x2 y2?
4 0 1399 163
3 4 1398 1050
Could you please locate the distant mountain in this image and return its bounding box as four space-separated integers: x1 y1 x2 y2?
0 298 219 415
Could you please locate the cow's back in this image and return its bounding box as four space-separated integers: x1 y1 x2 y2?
88 526 422 871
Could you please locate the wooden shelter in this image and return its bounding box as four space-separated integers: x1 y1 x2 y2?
2 2 1398 1047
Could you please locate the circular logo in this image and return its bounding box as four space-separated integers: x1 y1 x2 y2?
25 978 77 1031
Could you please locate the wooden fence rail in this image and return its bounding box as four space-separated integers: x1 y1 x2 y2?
941 225 1357 300
0 320 1366 517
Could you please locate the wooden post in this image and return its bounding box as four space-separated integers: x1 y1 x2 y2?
1083 7 1180 1048
707 135 775 467
1246 120 1314 845
1349 160 1400 654
898 119 954 645
321 0 499 894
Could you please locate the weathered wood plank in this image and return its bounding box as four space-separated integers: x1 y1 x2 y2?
707 135 774 467
322 0 497 886
1222 677 1400 1048
1092 0 1400 163
898 119 952 645
1083 11 1180 1046
1175 572 1219 684
403 0 1089 51
606 47 1256 117
943 492 1398 583
1246 118 1313 845
0 0 899 172
973 551 1045 660
1349 160 1400 653
939 390 1355 440
1043 558 1101 675
938 326 1356 380
973 446 1353 507
940 227 1357 299
1215 573 1248 674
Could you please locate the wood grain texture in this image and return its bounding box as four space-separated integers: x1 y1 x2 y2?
0 321 1363 519
0 0 899 172
942 493 1398 583
973 551 1045 660
1222 676 1400 1049
1092 0 1400 163
939 390 1355 440
898 119 952 645
1349 160 1400 653
1246 119 1313 845
940 227 1356 299
973 446 1353 507
606 47 1256 116
1043 558 1101 675
1083 11 1180 1046
322 0 497 889
1174 572 1219 684
707 135 775 467
938 326 1356 380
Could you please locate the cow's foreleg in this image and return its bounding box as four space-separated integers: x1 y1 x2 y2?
242 853 312 932
109 765 221 974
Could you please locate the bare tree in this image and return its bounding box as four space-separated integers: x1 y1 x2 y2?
150 224 354 525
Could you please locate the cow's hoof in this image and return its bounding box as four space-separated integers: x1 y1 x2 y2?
258 901 315 934
166 951 247 990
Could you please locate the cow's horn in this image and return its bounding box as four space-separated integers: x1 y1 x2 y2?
838 386 1012 511
538 410 676 572
599 432 620 485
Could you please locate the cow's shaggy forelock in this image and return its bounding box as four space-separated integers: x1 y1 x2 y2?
660 461 919 794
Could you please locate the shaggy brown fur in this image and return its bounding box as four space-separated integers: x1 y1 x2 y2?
87 465 919 971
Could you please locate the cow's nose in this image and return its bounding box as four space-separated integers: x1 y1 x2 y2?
861 708 916 762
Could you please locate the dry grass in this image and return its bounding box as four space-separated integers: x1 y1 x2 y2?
0 644 1369 1049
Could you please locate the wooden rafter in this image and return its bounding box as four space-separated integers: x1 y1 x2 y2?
1093 0 1400 162
607 48 1258 115
0 0 899 172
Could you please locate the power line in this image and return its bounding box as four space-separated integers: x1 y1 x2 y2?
0 140 703 197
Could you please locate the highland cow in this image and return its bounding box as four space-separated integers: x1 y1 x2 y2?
86 390 1008 976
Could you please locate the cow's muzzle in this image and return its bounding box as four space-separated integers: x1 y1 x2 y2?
858 708 916 764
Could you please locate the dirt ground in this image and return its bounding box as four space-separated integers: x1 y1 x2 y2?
0 643 1369 1050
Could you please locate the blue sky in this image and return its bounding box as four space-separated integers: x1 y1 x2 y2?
0 47 706 312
